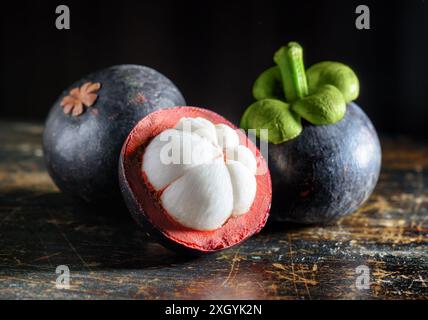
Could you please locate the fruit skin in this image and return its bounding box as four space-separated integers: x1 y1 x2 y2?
43 65 185 205
268 103 381 224
119 107 272 255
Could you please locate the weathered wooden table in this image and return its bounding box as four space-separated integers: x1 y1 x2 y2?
0 121 427 300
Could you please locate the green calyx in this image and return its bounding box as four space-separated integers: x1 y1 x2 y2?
306 61 359 103
252 66 284 101
240 99 302 144
240 42 360 144
292 84 346 125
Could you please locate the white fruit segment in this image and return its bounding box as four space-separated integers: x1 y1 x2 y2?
142 117 258 231
161 164 234 231
226 160 257 216
175 117 218 145
225 145 257 175
215 124 240 148
143 129 222 190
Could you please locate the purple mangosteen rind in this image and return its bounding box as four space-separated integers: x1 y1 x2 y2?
118 107 272 254
43 65 185 206
268 102 381 224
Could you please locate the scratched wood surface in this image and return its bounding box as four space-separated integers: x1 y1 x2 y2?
0 120 427 300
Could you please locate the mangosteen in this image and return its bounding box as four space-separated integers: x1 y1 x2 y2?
240 42 381 224
119 107 272 253
43 65 185 205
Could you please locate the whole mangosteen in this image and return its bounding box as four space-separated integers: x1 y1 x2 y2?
119 107 272 254
43 65 185 205
240 42 381 224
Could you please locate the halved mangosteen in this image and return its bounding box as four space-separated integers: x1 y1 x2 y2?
119 107 272 254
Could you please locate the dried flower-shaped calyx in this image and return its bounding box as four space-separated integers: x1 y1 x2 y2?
60 82 101 116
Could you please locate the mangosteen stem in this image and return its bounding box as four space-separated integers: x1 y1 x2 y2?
274 42 309 102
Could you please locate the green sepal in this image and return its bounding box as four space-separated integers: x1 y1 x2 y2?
252 66 284 101
291 84 346 125
306 61 359 103
240 98 302 144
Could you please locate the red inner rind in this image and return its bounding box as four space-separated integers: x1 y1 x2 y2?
121 107 272 252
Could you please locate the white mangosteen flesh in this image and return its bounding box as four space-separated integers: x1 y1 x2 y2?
142 117 258 231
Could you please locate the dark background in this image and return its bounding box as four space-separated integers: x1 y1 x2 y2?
0 0 427 137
